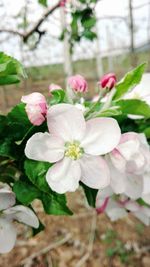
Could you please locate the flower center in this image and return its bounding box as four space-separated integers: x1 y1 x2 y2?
65 141 84 160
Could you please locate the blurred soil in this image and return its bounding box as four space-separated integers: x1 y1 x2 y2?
0 190 150 267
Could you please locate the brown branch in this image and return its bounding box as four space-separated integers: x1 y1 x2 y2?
0 1 60 42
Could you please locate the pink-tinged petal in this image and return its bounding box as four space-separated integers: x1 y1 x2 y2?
117 138 140 161
96 197 109 214
105 200 127 221
125 174 143 200
25 132 65 163
0 189 16 210
4 206 39 228
107 160 126 194
81 118 121 155
46 157 81 194
47 104 86 142
109 150 126 172
25 104 46 126
21 92 46 105
0 218 17 253
79 155 110 189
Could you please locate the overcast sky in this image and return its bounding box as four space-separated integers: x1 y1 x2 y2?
0 0 149 66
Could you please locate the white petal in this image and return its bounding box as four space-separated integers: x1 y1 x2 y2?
134 210 150 226
96 186 113 208
109 150 126 173
105 200 127 221
79 155 110 189
0 189 16 210
81 118 121 155
108 161 126 194
47 104 86 142
0 218 17 253
4 205 39 228
142 194 150 205
125 174 143 200
142 173 150 195
46 157 81 194
25 132 65 163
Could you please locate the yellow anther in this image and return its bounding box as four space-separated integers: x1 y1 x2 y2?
65 141 84 160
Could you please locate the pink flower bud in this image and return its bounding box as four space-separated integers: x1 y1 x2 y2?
68 75 88 93
100 73 116 90
21 92 47 126
49 83 62 92
59 0 67 7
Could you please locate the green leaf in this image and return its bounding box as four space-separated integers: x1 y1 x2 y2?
144 127 150 139
81 182 98 207
13 180 41 205
0 139 16 158
116 99 150 118
24 160 72 215
113 63 147 100
96 107 122 117
50 89 66 105
82 30 97 40
38 0 47 7
0 52 26 85
7 103 32 140
82 17 96 29
137 198 150 208
24 159 51 192
41 193 73 215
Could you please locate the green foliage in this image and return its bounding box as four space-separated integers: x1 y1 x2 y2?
106 240 131 263
96 107 122 117
115 99 150 118
38 0 47 7
0 52 26 85
24 159 73 215
103 229 117 244
13 180 41 205
113 63 147 100
81 182 98 207
50 89 66 105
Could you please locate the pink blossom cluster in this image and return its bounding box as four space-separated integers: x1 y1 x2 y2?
96 132 150 225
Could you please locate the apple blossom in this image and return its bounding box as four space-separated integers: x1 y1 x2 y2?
0 185 39 254
21 92 47 126
96 188 150 225
100 73 116 90
68 75 88 93
104 132 150 200
25 103 121 194
49 83 62 92
109 132 150 175
124 73 150 106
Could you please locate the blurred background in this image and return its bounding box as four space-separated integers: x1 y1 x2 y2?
0 0 150 266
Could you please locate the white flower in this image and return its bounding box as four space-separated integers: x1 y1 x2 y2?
124 73 150 119
96 187 128 221
124 73 150 106
105 132 150 200
25 104 121 194
0 186 39 254
96 188 150 226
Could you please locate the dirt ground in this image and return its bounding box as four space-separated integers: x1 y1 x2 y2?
0 79 150 267
0 190 150 267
